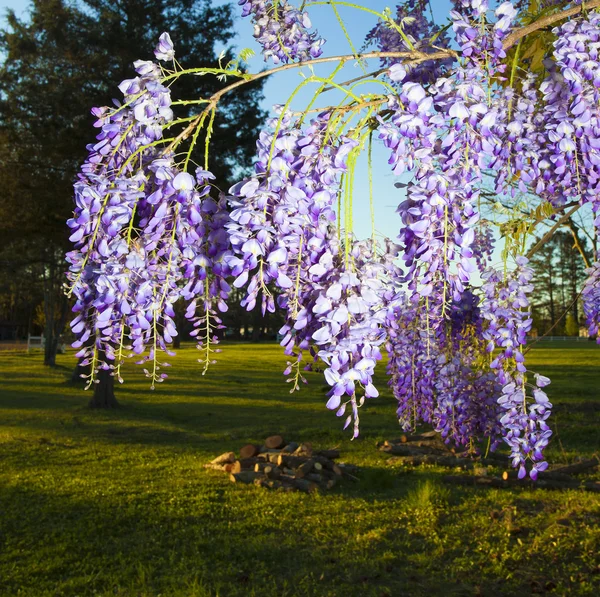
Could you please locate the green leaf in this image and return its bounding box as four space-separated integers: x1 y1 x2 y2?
238 47 255 62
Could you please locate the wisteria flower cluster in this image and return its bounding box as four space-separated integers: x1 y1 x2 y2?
365 0 453 84
535 12 600 209
583 259 600 343
67 36 232 386
226 106 403 434
386 300 439 431
311 239 401 437
374 0 562 476
239 0 325 64
387 290 502 451
480 258 552 479
380 69 485 327
226 109 355 314
377 0 522 331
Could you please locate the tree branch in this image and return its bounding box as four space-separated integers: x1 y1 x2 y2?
526 204 581 259
166 2 600 151
568 220 592 268
502 0 600 50
165 49 457 151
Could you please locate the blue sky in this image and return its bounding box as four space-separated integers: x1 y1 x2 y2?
0 0 452 241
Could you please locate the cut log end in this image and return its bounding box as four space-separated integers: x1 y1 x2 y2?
203 463 227 472
279 474 319 494
239 444 260 459
264 435 285 449
211 451 236 465
293 443 313 457
281 442 299 453
295 460 314 478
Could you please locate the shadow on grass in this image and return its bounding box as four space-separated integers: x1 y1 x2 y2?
0 360 402 452
2 373 598 459
0 398 398 453
4 462 590 597
0 477 453 597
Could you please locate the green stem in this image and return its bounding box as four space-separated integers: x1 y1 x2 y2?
298 61 345 125
368 132 375 241
330 1 368 73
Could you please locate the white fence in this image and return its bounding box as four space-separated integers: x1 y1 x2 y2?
27 334 45 352
26 335 67 353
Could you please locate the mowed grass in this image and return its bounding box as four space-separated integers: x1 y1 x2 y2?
0 341 599 596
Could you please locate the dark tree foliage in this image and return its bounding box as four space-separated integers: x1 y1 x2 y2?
530 230 589 336
0 0 266 378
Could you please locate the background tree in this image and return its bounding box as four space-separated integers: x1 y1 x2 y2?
565 313 579 336
529 230 589 335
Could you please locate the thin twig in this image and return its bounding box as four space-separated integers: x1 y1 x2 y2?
568 223 591 268
480 190 579 219
292 98 386 117
322 67 388 92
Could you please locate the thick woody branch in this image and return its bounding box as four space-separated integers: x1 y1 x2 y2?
526 204 581 259
166 50 456 149
502 0 600 49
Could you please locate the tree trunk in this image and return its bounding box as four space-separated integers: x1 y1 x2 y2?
42 264 57 366
43 303 68 366
44 335 58 367
548 266 556 327
251 305 263 342
70 357 91 383
239 298 248 339
42 260 68 367
88 367 118 409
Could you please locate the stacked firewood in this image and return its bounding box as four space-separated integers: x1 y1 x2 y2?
204 435 358 493
380 431 600 492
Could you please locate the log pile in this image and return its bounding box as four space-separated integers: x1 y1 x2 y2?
445 456 600 492
379 432 600 492
204 436 358 493
378 431 499 468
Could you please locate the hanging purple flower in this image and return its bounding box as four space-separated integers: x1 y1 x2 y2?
583 259 600 342
480 257 552 479
365 0 453 85
238 0 325 64
154 32 175 62
67 34 232 387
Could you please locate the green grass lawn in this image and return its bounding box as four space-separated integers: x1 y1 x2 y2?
0 342 599 596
